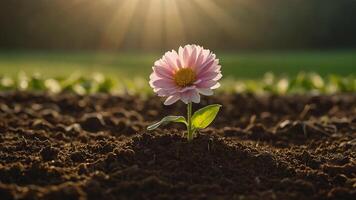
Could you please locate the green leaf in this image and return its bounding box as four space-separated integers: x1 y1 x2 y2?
147 116 187 131
192 104 221 129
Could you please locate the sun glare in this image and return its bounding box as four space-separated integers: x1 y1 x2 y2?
62 0 240 50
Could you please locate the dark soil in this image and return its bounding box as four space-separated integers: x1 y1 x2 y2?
0 92 355 200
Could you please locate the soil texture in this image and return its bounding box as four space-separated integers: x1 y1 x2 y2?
0 92 355 200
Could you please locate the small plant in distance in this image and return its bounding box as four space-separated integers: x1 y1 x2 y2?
147 45 222 141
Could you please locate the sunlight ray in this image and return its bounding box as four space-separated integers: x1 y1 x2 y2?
175 0 209 44
192 0 239 40
142 0 164 50
100 0 140 49
163 0 186 48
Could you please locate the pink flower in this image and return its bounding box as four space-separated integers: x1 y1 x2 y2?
149 45 222 105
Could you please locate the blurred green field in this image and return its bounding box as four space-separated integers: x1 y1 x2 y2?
0 50 355 79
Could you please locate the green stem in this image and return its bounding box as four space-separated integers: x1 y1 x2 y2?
187 102 193 141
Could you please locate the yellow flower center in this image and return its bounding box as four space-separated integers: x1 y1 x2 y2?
174 68 196 87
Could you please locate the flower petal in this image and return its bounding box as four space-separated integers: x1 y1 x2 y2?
180 89 200 104
153 66 174 79
211 82 221 89
203 59 220 73
156 88 176 97
164 94 180 105
196 80 218 88
191 91 200 103
188 46 197 67
196 58 215 74
197 71 220 81
195 48 205 67
163 51 179 71
152 79 177 89
213 73 223 81
197 88 214 96
149 73 160 88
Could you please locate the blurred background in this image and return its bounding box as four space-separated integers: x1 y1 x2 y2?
0 0 355 79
